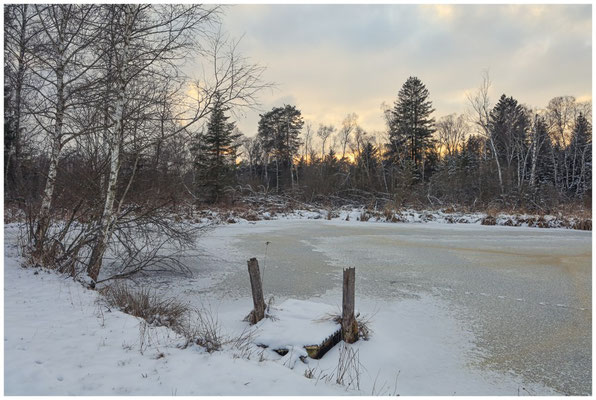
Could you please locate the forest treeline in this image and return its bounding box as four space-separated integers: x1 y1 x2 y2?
197 75 591 212
3 5 592 282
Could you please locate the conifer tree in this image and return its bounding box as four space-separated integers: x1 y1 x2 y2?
389 76 435 180
257 104 303 191
569 113 592 195
195 93 240 203
488 94 531 192
529 115 553 188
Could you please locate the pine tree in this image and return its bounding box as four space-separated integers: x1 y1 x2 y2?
389 76 435 180
195 93 240 203
257 104 303 191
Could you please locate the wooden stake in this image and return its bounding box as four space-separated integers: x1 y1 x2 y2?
247 257 266 324
342 267 358 343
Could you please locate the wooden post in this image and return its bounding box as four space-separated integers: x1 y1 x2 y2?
342 267 358 343
247 257 266 324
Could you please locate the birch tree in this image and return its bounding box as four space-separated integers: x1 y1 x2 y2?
86 5 267 283
27 4 104 254
467 71 504 194
4 4 37 197
338 112 358 160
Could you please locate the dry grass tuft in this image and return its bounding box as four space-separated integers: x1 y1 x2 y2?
100 282 188 330
178 305 224 353
334 342 361 390
320 311 373 341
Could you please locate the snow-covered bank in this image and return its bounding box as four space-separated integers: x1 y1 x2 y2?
4 227 348 396
4 257 553 396
190 205 591 231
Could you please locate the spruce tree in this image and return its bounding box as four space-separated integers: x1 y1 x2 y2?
488 95 529 167
532 116 554 187
195 93 240 203
389 76 435 180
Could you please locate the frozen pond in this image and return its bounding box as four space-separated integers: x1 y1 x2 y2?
189 219 591 395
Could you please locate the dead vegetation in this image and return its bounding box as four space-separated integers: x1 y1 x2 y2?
178 305 224 353
100 282 188 330
320 311 373 341
334 343 361 390
481 215 497 226
98 282 260 356
308 342 363 391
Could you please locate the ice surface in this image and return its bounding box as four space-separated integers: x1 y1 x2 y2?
188 219 591 395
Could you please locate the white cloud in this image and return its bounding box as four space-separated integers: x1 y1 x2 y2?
218 4 591 136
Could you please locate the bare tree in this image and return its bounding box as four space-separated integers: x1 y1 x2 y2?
545 96 589 192
317 124 335 158
467 71 504 194
4 4 37 196
86 5 268 283
528 114 549 189
27 4 104 254
302 122 314 161
435 113 468 158
338 112 358 160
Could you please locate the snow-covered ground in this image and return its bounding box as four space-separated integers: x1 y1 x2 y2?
4 218 591 395
4 225 348 396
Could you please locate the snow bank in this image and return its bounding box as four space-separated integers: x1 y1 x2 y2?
187 205 590 231
3 228 347 395
255 299 340 349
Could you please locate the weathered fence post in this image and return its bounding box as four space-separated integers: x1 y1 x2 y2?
342 267 358 343
247 257 266 324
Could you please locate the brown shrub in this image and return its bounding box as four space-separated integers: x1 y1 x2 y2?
359 211 370 222
573 219 592 231
481 215 496 226
241 210 260 221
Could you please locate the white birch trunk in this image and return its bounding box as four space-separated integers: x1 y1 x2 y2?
488 135 504 194
87 6 133 281
35 49 65 249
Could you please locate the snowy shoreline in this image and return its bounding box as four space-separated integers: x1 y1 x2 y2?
188 205 592 231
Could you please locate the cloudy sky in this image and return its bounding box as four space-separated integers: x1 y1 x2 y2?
218 4 591 136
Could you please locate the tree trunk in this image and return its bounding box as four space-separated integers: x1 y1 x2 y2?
529 133 538 188
488 135 504 194
87 8 132 282
247 258 266 324
35 61 65 251
10 5 28 194
341 267 358 344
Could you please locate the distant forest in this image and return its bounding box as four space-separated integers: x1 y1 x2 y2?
5 5 593 218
